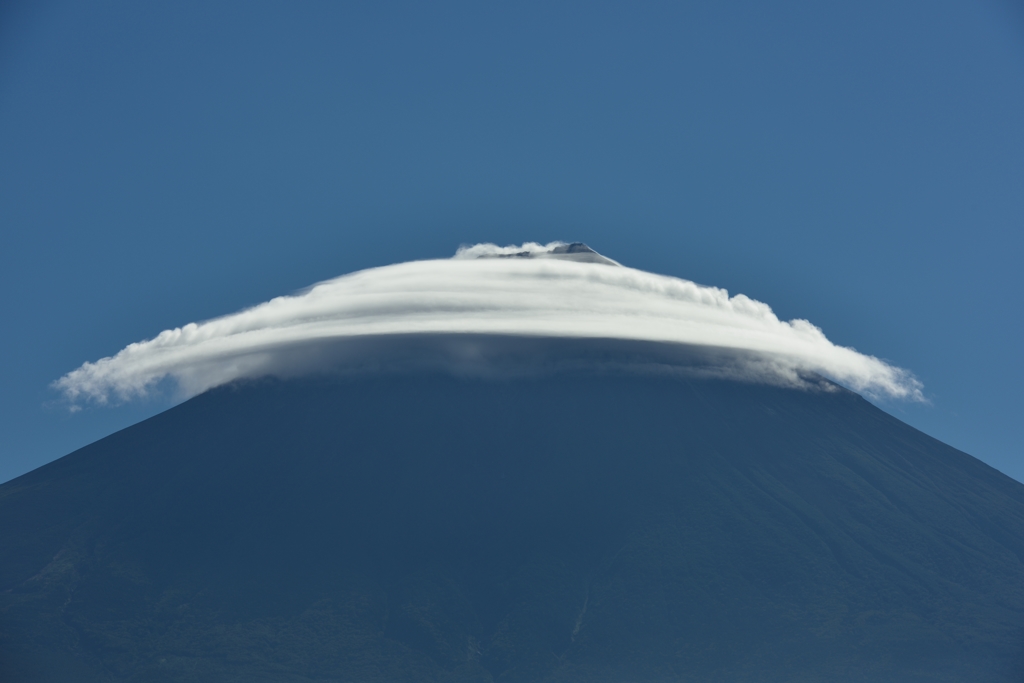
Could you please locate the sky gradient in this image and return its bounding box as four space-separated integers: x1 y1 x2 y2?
1 0 1022 483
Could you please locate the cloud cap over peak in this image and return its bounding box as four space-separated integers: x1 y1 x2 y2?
55 243 923 404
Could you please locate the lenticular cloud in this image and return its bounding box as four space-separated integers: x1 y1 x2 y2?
55 242 923 403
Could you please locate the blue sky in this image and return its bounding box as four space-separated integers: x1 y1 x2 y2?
1 0 1022 483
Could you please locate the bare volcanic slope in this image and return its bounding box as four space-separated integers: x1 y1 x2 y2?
2 361 1024 681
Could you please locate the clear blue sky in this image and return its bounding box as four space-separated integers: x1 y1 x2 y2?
1 1 1022 483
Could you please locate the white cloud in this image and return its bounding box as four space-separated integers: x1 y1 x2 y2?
54 242 923 403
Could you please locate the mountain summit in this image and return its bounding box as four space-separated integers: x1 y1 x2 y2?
2 338 1023 682
454 241 620 265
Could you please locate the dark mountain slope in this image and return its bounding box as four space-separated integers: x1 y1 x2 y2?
2 370 1024 681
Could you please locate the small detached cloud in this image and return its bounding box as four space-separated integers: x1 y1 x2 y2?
54 242 923 404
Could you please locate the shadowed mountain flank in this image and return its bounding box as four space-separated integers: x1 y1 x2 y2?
2 369 1024 681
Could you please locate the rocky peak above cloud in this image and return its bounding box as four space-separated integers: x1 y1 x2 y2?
454 241 620 266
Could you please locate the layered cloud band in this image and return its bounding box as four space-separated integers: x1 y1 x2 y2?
55 243 923 403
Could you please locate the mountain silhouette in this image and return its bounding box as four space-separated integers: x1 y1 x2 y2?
2 338 1023 682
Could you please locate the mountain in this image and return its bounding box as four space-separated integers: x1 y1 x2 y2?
471 241 620 265
3 343 1024 682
